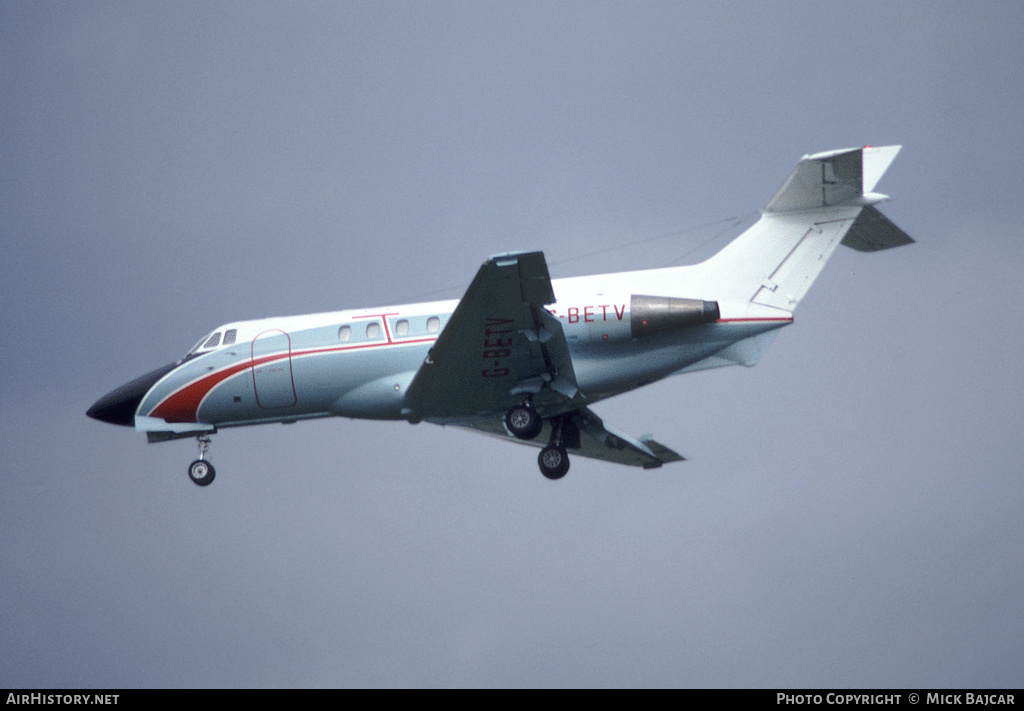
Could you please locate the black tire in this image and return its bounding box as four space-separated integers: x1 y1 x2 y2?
538 445 570 480
505 404 543 441
188 459 216 487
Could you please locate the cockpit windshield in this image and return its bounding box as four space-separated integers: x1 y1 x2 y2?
184 328 238 359
186 334 213 357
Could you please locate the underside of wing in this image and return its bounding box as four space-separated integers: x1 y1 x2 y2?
462 407 684 469
405 251 582 423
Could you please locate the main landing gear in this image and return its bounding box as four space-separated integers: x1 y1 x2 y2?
537 415 571 480
505 402 543 441
504 403 572 480
188 435 216 487
538 443 569 480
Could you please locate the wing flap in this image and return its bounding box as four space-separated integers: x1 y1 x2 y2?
462 407 684 469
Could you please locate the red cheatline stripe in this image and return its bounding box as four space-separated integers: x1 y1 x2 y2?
148 316 786 423
149 336 436 423
151 360 255 422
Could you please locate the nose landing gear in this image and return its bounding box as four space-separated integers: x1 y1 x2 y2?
188 435 216 487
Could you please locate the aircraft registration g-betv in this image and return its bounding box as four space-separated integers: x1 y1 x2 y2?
88 145 913 486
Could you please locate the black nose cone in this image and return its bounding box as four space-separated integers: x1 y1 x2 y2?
87 362 179 427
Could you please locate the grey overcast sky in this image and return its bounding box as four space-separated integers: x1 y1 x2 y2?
2 1 1023 688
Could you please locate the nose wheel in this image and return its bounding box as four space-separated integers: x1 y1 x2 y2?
188 435 216 487
188 459 216 486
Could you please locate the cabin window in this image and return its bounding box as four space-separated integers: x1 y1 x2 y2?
338 325 351 342
427 316 440 333
395 319 409 336
222 329 237 346
203 332 221 349
366 322 381 340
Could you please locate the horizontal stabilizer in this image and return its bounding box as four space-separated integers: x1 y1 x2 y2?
841 204 914 252
765 145 901 213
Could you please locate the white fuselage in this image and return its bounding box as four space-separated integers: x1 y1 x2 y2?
131 266 791 436
87 145 910 483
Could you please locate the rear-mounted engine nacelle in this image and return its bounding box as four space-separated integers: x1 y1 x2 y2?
630 295 720 338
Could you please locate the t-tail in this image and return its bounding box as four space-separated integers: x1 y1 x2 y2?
693 145 913 315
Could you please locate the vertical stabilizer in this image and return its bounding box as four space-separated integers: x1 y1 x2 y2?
694 145 911 313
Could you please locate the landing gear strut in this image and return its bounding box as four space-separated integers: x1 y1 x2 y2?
537 416 570 480
188 435 216 487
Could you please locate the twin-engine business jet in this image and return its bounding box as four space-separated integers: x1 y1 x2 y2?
88 146 913 486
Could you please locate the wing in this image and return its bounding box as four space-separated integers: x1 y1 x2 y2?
462 407 684 469
408 251 683 469
406 251 583 422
